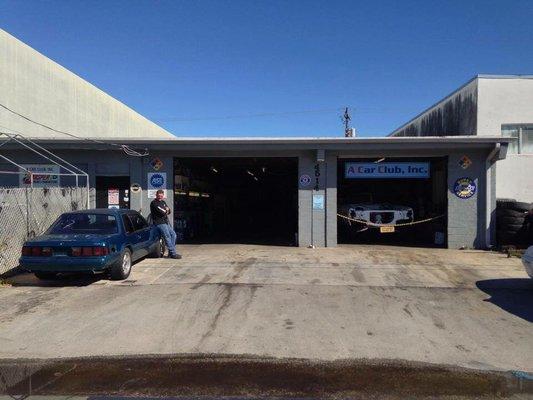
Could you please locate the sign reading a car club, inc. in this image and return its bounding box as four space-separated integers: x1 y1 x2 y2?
345 162 430 179
147 172 167 198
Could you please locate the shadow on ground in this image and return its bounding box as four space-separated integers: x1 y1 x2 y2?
476 278 533 323
5 272 106 287
1 355 531 398
4 259 148 287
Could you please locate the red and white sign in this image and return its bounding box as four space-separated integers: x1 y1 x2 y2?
19 164 60 187
108 189 119 205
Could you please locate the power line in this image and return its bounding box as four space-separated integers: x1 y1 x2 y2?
0 102 149 157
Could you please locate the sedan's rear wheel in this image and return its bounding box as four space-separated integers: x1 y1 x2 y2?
110 249 132 280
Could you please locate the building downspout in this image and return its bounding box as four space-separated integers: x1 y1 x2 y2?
485 143 502 248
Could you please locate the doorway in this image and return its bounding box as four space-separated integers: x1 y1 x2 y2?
95 176 130 209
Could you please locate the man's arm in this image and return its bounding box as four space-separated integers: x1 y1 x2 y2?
150 201 166 217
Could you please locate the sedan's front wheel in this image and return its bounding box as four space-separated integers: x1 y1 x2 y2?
149 237 165 258
110 249 132 280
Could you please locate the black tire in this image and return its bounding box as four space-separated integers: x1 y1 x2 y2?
497 199 532 213
34 271 58 280
149 237 165 258
497 209 527 218
498 223 526 232
497 215 526 225
512 201 532 212
497 231 516 245
497 217 525 228
498 228 529 242
110 249 132 280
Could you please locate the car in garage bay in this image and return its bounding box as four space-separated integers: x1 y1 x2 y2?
339 203 414 228
19 209 165 280
338 192 414 231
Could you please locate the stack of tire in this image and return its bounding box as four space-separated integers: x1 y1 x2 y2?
496 199 532 248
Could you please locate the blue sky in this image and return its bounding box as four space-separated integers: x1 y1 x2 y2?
1 0 532 137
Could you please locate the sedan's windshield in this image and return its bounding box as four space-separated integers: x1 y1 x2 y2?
47 213 118 235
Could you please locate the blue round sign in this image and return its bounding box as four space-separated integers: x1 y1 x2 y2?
150 173 165 188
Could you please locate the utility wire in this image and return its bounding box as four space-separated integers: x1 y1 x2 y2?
0 102 149 157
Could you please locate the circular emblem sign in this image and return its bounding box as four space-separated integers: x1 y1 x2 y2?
454 177 476 199
131 183 141 193
299 174 311 186
150 173 165 188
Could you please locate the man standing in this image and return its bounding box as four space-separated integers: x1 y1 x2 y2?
150 189 181 259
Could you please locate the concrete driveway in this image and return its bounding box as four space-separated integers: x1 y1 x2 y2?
1 244 531 373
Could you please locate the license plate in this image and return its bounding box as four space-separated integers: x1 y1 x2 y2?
380 226 395 233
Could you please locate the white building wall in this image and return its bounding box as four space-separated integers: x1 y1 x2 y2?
495 155 533 202
478 77 533 202
477 77 533 136
0 29 175 140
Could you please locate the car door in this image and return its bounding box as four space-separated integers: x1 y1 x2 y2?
121 214 142 259
128 212 151 259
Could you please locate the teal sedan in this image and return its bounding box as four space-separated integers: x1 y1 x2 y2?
19 209 165 280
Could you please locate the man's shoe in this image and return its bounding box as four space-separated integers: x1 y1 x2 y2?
170 254 182 259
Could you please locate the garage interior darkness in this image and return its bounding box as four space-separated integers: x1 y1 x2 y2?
173 157 298 246
337 157 448 247
95 176 130 209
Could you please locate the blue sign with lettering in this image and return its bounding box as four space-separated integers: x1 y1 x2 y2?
345 162 430 179
150 173 164 187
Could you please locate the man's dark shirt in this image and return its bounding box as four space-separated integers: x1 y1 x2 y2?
150 199 170 225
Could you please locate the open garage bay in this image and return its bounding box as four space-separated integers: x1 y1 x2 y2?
173 157 298 246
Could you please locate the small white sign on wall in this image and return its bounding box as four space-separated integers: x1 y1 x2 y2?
313 194 325 210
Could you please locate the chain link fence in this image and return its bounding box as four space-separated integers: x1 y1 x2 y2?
0 186 94 276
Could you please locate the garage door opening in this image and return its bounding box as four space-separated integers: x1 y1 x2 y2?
173 157 298 246
337 158 447 247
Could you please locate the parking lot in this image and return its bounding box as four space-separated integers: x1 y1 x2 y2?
1 245 531 373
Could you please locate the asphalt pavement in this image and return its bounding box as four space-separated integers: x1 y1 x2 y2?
0 244 531 397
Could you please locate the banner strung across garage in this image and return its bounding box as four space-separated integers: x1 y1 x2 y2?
345 162 430 179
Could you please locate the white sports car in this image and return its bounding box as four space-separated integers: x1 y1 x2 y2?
339 203 414 227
